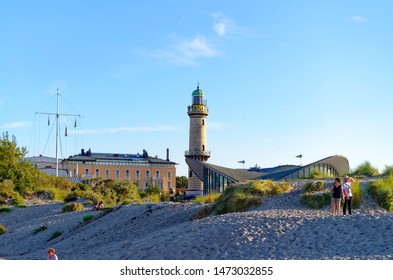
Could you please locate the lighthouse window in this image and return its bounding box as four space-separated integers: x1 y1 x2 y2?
202 119 205 125
202 145 205 151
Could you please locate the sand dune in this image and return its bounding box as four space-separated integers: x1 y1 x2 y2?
1 181 392 260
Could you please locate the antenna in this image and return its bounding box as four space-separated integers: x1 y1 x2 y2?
35 88 80 177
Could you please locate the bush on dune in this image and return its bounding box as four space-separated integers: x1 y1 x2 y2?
191 193 221 204
0 224 7 235
351 161 379 177
62 202 84 212
300 181 330 209
349 180 362 209
369 175 393 211
300 191 331 209
195 180 291 218
382 165 393 177
303 181 325 193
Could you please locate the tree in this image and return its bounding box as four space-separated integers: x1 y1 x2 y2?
176 176 188 189
0 132 41 195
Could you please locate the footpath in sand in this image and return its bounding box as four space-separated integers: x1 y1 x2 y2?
0 181 392 260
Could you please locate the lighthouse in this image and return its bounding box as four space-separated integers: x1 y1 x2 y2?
185 85 210 196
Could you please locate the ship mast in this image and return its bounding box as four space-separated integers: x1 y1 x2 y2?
36 88 80 177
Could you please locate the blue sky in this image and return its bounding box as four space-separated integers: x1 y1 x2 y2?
1 0 393 177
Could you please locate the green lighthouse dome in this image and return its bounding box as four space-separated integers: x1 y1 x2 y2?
192 86 204 96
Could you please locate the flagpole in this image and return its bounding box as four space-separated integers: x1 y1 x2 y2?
56 88 59 177
35 89 80 177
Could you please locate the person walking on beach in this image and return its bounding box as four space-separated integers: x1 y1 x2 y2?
342 176 353 215
330 178 342 216
47 248 58 260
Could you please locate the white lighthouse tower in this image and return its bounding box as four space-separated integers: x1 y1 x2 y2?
185 85 210 196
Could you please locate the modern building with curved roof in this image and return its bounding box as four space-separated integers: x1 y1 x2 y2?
186 155 349 194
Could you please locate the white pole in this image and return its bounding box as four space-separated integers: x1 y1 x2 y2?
56 88 59 177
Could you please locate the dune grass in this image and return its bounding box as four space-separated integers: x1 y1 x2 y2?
33 224 48 235
83 215 94 222
368 175 393 211
351 161 380 177
300 191 331 209
191 193 221 204
0 206 12 213
0 224 7 235
300 181 330 209
349 180 362 209
195 180 291 218
47 231 62 242
382 165 393 177
62 202 84 213
303 181 325 193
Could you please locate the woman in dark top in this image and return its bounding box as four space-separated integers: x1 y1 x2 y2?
330 178 342 216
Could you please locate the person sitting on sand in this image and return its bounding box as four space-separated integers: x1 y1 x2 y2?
92 201 104 211
342 176 353 215
330 178 342 216
47 248 58 260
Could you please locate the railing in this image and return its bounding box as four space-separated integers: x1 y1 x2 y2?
187 105 209 114
185 150 211 157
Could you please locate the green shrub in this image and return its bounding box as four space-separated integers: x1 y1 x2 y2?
62 202 84 212
307 169 330 179
83 215 94 222
382 165 393 177
300 190 331 209
369 176 393 211
0 224 7 235
351 161 380 177
0 206 12 213
303 181 325 193
195 180 291 217
191 193 221 204
193 205 212 219
64 192 79 202
350 180 362 209
11 193 25 207
47 231 62 241
33 224 48 234
0 180 15 199
0 197 6 205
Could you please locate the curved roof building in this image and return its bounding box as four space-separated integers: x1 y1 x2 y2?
185 155 349 194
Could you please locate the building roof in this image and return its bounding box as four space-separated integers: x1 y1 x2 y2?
63 149 177 165
192 86 204 96
186 158 261 182
186 155 350 182
24 155 59 164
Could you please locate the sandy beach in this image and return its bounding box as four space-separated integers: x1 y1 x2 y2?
1 181 392 260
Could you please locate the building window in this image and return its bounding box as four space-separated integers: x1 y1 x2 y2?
156 171 160 178
125 170 130 180
116 170 120 179
136 170 140 180
73 168 76 177
85 168 89 175
146 171 150 187
168 171 172 180
105 169 110 179
95 169 100 178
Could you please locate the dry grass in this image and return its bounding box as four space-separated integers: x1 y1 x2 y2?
195 180 291 219
62 203 84 213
